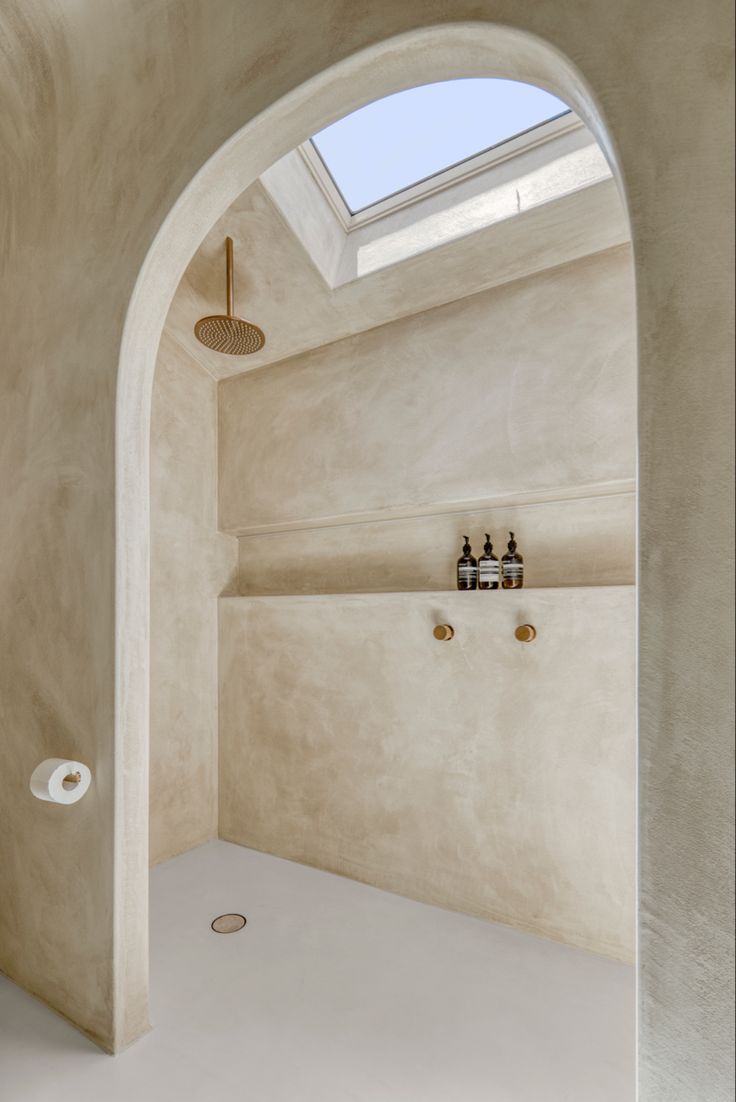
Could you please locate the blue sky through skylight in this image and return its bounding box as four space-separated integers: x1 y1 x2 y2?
311 79 570 213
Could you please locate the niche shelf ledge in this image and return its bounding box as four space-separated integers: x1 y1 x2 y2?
220 584 634 602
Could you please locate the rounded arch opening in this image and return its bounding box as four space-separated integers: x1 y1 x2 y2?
116 20 630 1045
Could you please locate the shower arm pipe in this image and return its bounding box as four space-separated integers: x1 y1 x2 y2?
226 236 234 317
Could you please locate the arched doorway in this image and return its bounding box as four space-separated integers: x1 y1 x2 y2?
117 21 630 1053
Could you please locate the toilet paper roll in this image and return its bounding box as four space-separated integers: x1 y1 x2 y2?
30 758 92 805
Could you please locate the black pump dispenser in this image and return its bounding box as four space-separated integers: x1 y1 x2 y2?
501 531 524 589
456 535 478 590
478 533 500 590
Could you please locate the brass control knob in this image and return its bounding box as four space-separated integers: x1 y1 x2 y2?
433 624 455 641
514 624 537 643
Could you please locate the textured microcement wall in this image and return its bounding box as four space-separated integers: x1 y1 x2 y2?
219 588 636 960
0 2 731 1094
221 247 636 588
237 493 635 595
149 333 237 867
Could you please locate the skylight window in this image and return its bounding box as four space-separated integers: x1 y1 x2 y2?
311 79 570 214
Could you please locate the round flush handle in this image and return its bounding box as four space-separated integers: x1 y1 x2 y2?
515 624 537 642
433 624 455 641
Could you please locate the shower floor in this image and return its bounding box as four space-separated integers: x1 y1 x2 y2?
0 840 634 1101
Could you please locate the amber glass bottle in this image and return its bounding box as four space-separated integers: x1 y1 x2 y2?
456 535 478 590
478 533 500 590
501 531 524 589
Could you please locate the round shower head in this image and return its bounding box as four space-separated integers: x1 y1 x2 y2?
194 237 265 356
194 314 265 355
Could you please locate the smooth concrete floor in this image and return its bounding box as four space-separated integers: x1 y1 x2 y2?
0 841 635 1101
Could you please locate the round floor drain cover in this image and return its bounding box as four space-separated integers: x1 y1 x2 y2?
211 913 247 934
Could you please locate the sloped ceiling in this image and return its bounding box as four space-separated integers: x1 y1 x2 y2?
162 148 629 381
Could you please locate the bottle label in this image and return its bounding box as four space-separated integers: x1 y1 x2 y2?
458 564 477 579
479 561 499 580
503 563 524 579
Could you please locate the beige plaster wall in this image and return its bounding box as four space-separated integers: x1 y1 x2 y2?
220 248 636 539
0 2 731 1089
219 588 636 959
237 491 635 594
222 245 635 960
226 247 635 600
149 334 237 867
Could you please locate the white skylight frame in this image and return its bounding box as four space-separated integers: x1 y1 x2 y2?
260 108 623 291
302 110 581 231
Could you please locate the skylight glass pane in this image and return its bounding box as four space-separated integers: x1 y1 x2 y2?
311 79 570 213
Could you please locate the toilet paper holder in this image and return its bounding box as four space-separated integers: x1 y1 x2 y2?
30 758 91 804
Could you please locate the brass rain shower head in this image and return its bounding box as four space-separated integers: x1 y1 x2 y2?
194 237 265 355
